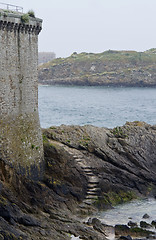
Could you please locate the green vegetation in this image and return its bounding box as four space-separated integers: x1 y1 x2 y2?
126 121 146 127
3 10 9 17
28 10 35 18
129 227 154 236
107 191 136 205
42 134 48 143
49 126 57 130
0 195 8 206
31 144 35 149
0 232 18 240
94 190 136 209
79 135 91 147
21 13 29 23
112 126 127 138
39 49 156 69
39 49 156 86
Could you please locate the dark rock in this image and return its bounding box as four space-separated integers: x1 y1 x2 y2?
0 205 12 222
151 220 156 227
86 218 92 225
140 221 151 228
0 234 4 240
18 215 39 226
129 227 154 237
143 213 150 219
115 225 154 237
0 217 27 239
0 231 17 239
128 221 138 227
91 218 106 235
115 225 130 235
0 198 21 223
118 235 132 240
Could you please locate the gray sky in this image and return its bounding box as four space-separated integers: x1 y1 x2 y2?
1 0 156 57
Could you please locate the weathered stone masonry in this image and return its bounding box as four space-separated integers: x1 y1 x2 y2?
0 12 44 180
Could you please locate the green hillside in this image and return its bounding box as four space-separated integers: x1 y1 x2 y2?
38 49 156 87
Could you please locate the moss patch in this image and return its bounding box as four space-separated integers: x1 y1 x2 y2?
94 191 136 209
112 127 127 138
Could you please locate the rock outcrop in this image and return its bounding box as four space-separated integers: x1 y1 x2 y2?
43 121 156 209
1 121 156 239
38 49 156 87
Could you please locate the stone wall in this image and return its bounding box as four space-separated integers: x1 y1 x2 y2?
0 11 44 180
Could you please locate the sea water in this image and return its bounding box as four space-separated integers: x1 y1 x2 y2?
96 198 156 226
95 198 156 240
38 85 156 128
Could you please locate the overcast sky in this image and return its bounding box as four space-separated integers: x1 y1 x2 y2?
1 0 156 57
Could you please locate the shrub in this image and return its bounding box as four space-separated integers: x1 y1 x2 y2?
21 14 29 23
28 10 35 18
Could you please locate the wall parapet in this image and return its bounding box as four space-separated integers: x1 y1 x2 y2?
0 12 42 34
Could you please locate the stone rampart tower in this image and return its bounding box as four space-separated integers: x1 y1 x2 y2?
0 9 44 180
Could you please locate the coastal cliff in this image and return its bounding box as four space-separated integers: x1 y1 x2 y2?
38 49 156 86
1 122 156 239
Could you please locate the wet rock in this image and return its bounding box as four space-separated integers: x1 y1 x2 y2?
91 218 107 235
115 225 154 237
129 227 154 237
118 235 132 240
86 217 92 225
151 220 156 227
143 213 150 219
115 225 130 235
128 221 138 227
140 221 151 228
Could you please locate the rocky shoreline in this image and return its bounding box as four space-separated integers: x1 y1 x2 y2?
38 50 156 87
1 121 156 239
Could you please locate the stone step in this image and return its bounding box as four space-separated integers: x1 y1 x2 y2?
83 169 93 173
85 195 98 199
89 176 99 180
87 184 98 188
75 158 83 161
86 191 98 195
75 159 82 163
85 173 94 176
88 177 99 182
87 188 100 192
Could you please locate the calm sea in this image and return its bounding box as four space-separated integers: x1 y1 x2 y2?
38 85 156 128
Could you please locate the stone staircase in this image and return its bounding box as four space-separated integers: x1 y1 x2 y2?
51 140 100 207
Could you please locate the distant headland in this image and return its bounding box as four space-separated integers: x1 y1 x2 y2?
38 48 156 87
